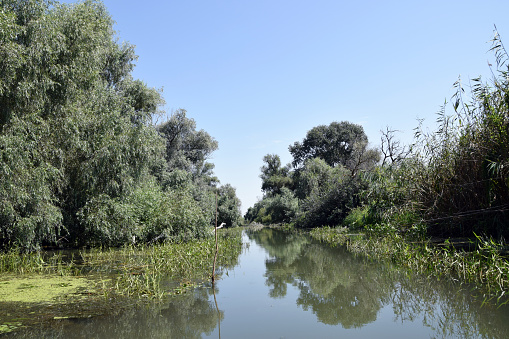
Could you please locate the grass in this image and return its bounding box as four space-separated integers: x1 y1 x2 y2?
0 250 78 276
309 226 509 305
82 228 243 298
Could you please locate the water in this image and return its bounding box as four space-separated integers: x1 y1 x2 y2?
6 229 509 338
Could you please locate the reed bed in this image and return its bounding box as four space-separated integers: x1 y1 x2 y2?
82 229 243 298
0 250 78 276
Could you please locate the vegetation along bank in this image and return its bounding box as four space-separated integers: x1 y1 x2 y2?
0 1 244 331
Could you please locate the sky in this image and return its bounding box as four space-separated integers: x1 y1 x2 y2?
64 0 509 214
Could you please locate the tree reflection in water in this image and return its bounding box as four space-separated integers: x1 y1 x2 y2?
5 287 222 339
248 228 509 338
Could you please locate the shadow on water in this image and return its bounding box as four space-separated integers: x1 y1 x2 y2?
247 228 509 338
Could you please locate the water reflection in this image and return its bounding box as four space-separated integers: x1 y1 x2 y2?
5 229 509 338
248 228 509 338
212 285 221 339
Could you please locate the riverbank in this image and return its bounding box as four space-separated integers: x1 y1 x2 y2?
0 228 242 334
307 226 509 305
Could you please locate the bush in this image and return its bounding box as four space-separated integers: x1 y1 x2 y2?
343 206 370 230
265 188 299 224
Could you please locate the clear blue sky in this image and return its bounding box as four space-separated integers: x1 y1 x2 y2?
66 0 509 214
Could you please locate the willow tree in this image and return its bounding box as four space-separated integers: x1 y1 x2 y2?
0 0 168 250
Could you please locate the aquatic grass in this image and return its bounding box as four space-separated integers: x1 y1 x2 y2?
309 227 509 304
0 250 45 274
309 226 361 245
81 228 243 298
0 250 79 276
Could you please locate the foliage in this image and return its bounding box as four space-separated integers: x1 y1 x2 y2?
342 206 370 230
335 31 509 239
157 109 218 178
293 158 348 199
260 154 293 195
156 109 239 230
248 30 509 238
77 181 210 246
288 121 369 169
0 0 161 250
0 1 240 251
264 187 299 223
244 187 299 224
0 114 64 250
297 175 365 228
216 184 242 227
408 29 509 238
249 121 378 228
358 159 418 226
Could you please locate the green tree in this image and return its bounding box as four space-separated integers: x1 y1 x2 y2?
264 187 299 223
247 121 378 228
0 0 177 249
156 109 225 229
289 121 368 169
260 154 293 195
295 158 364 228
294 158 347 200
216 184 242 227
157 109 218 177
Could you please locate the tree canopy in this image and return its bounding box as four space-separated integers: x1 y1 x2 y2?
260 154 293 195
157 109 218 176
289 121 368 169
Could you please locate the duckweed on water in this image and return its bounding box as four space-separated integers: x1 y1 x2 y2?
0 275 100 303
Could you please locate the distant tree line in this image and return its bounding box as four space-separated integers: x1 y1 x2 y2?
0 0 242 251
247 30 509 240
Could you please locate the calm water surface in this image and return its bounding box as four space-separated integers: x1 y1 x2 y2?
7 229 509 338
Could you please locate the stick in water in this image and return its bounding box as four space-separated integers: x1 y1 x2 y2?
212 222 225 283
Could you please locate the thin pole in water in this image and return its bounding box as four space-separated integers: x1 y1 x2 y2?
212 190 218 283
212 189 225 283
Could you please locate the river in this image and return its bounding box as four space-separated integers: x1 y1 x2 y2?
6 228 509 338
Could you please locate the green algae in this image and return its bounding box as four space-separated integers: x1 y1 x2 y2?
0 274 123 336
0 275 101 303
